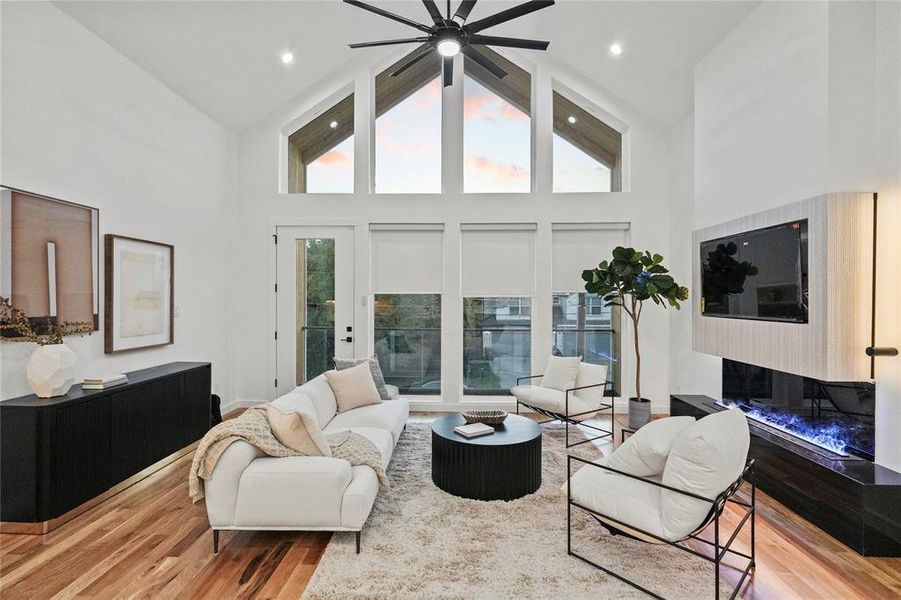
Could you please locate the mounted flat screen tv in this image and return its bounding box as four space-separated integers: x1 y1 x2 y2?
700 219 808 323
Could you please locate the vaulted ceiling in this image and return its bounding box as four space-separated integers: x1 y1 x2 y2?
54 0 758 132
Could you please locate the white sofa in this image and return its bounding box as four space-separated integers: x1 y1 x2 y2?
204 373 409 554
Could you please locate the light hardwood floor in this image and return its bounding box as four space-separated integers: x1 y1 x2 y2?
1 413 899 599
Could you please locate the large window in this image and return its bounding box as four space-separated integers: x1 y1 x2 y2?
552 292 620 395
369 224 444 392
461 224 535 395
551 223 628 395
375 49 441 193
463 48 531 193
552 90 622 192
463 297 531 393
288 93 354 193
374 294 441 394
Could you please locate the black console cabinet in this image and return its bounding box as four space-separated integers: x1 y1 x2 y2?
1 362 211 527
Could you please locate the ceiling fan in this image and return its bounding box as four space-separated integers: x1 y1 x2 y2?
345 0 554 87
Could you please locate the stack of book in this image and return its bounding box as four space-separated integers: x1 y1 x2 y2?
82 374 128 390
454 422 495 438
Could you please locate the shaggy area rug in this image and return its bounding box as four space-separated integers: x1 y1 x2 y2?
302 422 728 600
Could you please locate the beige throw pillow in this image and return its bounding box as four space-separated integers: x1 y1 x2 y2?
266 404 331 457
325 362 383 413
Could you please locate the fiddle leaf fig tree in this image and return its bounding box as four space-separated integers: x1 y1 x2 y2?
582 247 688 402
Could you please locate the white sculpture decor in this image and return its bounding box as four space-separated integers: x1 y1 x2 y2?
27 343 78 398
2 296 92 398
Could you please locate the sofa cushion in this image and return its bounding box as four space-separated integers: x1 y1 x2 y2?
542 356 581 391
266 403 331 457
322 425 394 469
660 409 750 540
271 390 318 421
296 375 338 426
334 355 391 400
324 397 409 444
569 457 667 543
573 362 608 406
326 362 383 413
606 416 695 477
510 385 596 420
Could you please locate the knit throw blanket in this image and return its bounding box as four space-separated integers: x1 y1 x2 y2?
189 406 389 502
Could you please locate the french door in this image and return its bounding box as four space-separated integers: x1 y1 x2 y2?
276 226 355 397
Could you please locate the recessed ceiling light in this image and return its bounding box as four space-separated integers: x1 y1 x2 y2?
610 43 623 56
567 116 577 124
281 51 294 64
330 121 338 129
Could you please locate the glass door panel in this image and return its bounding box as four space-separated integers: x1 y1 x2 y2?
276 227 354 397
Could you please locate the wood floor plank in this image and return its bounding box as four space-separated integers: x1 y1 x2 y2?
1 412 898 599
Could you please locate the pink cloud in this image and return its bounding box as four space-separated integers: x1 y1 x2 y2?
499 101 529 122
468 156 528 181
463 87 528 123
315 150 350 166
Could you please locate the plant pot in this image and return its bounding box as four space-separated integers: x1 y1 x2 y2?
628 397 652 429
26 343 77 398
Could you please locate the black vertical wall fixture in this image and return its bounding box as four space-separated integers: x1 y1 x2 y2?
866 192 900 372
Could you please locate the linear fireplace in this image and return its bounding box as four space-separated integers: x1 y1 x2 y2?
720 359 875 460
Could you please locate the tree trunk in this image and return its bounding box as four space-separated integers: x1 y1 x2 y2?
632 298 641 400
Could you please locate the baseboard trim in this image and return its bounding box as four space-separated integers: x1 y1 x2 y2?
0 441 199 535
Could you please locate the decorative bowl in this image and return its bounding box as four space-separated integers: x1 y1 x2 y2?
462 410 508 426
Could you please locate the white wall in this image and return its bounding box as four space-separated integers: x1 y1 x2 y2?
0 2 236 401
232 50 683 413
692 1 901 469
668 116 720 398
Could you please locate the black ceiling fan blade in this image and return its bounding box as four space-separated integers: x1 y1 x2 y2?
350 37 429 49
453 0 478 22
422 0 444 24
469 34 549 50
461 45 507 78
443 56 453 87
390 43 434 77
343 0 433 34
464 0 554 34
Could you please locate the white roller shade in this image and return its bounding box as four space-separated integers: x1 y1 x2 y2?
552 223 629 291
370 224 444 293
461 224 536 296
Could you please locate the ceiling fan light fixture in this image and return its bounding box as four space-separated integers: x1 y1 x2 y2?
436 37 461 57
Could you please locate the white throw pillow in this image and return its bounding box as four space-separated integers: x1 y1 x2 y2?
573 362 608 405
606 416 696 476
660 409 750 540
541 356 581 391
325 362 383 413
266 404 332 457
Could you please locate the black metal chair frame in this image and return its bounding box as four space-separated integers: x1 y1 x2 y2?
566 456 756 600
514 374 615 448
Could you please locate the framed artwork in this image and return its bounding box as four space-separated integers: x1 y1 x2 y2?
104 234 174 353
0 186 100 337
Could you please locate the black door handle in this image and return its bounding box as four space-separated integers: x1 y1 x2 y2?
342 336 353 343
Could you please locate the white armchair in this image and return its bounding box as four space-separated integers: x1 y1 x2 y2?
566 409 755 600
511 358 613 448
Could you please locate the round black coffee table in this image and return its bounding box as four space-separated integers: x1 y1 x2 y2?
431 413 541 501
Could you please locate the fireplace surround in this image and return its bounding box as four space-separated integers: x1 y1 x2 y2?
671 393 901 556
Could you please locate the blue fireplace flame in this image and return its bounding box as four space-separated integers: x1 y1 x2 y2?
719 400 852 456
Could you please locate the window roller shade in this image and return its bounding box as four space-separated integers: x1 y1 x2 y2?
370 224 444 294
552 223 629 292
461 224 536 296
